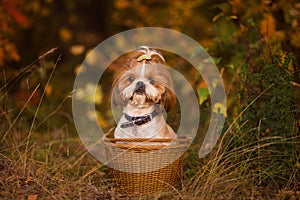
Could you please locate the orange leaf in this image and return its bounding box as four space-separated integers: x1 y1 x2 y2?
260 13 276 41
45 84 53 96
28 194 38 200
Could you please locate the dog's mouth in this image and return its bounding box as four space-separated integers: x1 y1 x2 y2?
130 91 155 106
130 92 153 105
134 89 144 95
128 81 160 106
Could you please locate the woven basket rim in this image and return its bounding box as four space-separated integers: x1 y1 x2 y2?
102 132 192 151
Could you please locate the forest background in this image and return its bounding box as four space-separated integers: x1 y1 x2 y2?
0 0 300 199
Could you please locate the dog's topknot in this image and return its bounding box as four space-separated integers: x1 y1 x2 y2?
136 46 165 63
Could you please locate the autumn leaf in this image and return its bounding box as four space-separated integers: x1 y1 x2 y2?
5 41 20 61
260 13 276 41
0 39 20 64
70 44 85 55
74 83 103 105
27 194 38 200
0 47 4 66
212 102 227 117
290 30 300 48
97 112 110 130
1 0 30 27
114 0 130 9
45 84 53 96
59 27 73 42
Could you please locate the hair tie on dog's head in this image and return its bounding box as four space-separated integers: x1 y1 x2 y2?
137 54 152 62
136 46 165 63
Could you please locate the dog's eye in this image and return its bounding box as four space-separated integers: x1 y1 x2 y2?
128 76 135 83
149 78 155 84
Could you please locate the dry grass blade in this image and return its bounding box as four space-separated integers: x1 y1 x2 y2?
1 84 40 143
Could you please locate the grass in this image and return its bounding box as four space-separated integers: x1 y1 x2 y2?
1 114 299 200
0 54 299 199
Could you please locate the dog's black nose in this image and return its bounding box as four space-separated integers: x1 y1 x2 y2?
135 81 145 94
136 81 144 88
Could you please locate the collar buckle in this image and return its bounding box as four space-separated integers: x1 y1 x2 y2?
133 114 151 126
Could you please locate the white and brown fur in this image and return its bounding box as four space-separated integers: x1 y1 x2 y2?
112 46 177 139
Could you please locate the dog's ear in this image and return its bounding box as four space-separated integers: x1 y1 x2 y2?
111 80 125 106
161 88 176 112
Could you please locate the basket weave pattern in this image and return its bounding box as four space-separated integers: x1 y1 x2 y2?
103 135 190 195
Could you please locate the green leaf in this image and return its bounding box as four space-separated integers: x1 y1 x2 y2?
211 3 230 12
197 88 210 105
191 46 206 58
212 56 222 64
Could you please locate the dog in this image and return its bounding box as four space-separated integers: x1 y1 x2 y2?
112 46 177 141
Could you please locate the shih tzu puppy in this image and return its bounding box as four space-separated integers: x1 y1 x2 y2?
112 46 177 140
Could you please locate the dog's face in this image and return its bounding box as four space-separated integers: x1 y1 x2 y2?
112 51 176 112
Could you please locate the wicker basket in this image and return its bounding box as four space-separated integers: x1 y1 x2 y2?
103 134 191 196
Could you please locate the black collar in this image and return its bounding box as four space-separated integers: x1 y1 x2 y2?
120 109 161 129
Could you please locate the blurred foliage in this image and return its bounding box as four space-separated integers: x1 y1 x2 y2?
210 0 300 122
239 54 298 135
0 0 300 198
209 0 300 190
0 0 298 134
0 0 110 133
112 0 217 42
236 53 299 188
210 0 300 91
0 0 30 65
